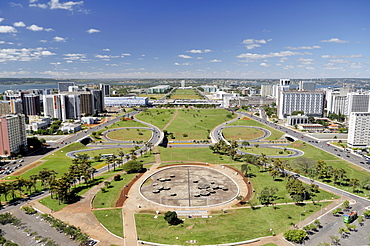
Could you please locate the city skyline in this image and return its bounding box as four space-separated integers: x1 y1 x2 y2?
0 0 369 79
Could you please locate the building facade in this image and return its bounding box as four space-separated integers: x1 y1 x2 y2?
22 94 41 116
299 81 316 91
58 82 75 92
277 91 325 119
0 114 27 156
104 97 148 107
148 85 171 94
345 92 370 116
347 112 370 148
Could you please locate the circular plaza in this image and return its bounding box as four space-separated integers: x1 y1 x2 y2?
139 165 240 208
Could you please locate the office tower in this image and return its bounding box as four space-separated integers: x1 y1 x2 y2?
68 86 79 92
58 82 75 93
345 92 370 116
260 84 273 97
91 89 104 114
22 94 41 116
272 79 291 98
0 100 23 115
347 112 370 148
43 95 62 120
79 93 94 116
277 91 325 119
43 94 80 121
299 81 316 91
0 114 27 155
180 80 185 88
99 84 110 97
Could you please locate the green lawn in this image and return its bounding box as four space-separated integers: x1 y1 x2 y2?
222 127 264 141
77 148 131 158
93 209 123 238
135 109 175 130
93 119 147 140
106 128 152 141
229 164 338 205
228 117 284 140
166 109 235 140
159 147 242 165
288 141 370 196
141 94 165 100
239 146 294 156
10 143 88 179
135 202 330 245
93 173 136 208
169 89 203 99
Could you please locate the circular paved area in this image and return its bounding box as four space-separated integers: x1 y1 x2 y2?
140 165 239 208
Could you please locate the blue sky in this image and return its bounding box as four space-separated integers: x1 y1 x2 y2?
0 0 369 79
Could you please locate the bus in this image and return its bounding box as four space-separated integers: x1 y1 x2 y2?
343 211 357 223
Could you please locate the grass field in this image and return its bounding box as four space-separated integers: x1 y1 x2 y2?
169 89 203 99
135 202 330 245
135 109 175 130
229 164 338 205
93 209 123 238
228 117 284 140
159 147 241 165
93 173 136 208
166 109 235 140
222 127 264 141
93 119 147 139
240 147 294 156
287 141 370 195
106 128 152 142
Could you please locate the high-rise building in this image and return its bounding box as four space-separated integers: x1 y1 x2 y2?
260 84 273 97
0 100 23 115
58 82 75 93
0 114 27 156
345 92 370 116
347 112 370 148
22 94 41 116
277 91 325 119
79 93 94 116
299 81 316 91
43 94 80 121
99 84 110 97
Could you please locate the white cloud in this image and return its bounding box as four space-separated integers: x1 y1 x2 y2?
178 54 192 59
14 21 26 27
0 47 56 63
122 53 131 56
0 26 17 33
209 59 221 63
29 3 48 9
0 18 4 23
174 62 190 66
49 0 84 11
237 50 305 60
322 54 363 59
260 62 270 67
27 24 44 31
103 49 110 51
63 53 86 61
278 57 288 63
29 0 38 3
329 59 349 64
321 38 348 43
87 28 100 34
39 40 48 43
297 58 314 65
10 3 23 8
53 36 67 42
186 49 212 54
287 45 321 50
242 39 271 50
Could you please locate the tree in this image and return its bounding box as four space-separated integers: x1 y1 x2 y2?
342 200 350 211
292 157 315 174
241 164 251 177
242 141 250 148
258 187 278 205
349 178 360 192
164 211 182 225
329 235 340 245
123 160 143 174
338 227 349 238
283 229 307 244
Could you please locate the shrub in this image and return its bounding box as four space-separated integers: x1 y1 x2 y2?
114 174 121 181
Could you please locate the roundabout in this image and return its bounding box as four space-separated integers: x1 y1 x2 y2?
139 165 240 208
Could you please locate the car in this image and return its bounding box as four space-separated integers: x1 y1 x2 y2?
337 154 340 156
360 161 365 164
19 159 24 162
334 149 337 151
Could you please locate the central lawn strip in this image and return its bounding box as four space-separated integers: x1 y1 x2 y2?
106 128 152 142
287 141 370 195
93 209 123 238
135 202 330 245
166 109 235 140
169 89 203 100
222 127 265 141
159 147 242 165
229 164 337 205
92 119 147 141
135 109 175 130
93 173 136 208
228 118 284 140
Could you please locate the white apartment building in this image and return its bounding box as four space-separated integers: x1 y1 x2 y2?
345 92 370 116
260 84 273 97
299 81 316 91
277 91 325 119
347 112 370 148
43 94 80 121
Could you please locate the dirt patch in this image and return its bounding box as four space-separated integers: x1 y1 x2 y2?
186 225 194 230
241 117 251 120
291 142 303 148
115 172 145 207
12 160 44 175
